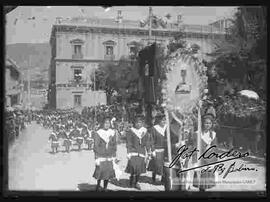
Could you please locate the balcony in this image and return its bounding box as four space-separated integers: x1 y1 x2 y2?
72 53 83 59
104 54 115 61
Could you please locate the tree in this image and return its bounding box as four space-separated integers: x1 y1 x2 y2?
209 6 267 100
93 57 139 105
206 6 267 126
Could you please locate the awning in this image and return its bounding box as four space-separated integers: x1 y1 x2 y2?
239 90 259 100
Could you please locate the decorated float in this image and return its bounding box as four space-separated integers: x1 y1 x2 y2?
160 44 211 191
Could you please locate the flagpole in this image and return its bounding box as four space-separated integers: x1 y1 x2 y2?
197 100 202 166
94 66 96 123
148 7 152 43
165 109 173 189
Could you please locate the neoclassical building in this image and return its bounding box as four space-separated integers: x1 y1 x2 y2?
48 16 225 109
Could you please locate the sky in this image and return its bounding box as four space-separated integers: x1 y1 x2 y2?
5 6 237 44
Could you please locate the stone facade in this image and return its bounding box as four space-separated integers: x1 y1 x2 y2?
48 17 225 109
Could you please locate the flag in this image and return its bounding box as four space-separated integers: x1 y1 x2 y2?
139 43 158 104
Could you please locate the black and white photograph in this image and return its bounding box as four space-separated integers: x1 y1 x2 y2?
4 6 267 196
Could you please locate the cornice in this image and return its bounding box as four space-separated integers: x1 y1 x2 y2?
52 25 225 39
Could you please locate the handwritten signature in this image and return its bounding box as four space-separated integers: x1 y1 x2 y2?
169 145 257 178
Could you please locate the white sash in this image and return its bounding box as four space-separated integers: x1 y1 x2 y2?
97 129 115 144
153 125 167 136
130 127 147 139
201 131 216 146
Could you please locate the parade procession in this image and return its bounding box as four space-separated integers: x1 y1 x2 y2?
5 6 266 194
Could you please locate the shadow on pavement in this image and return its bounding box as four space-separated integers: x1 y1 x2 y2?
77 183 114 192
142 176 164 186
48 151 68 154
110 176 162 188
81 148 93 151
77 183 97 191
70 148 81 152
138 176 153 184
110 178 130 188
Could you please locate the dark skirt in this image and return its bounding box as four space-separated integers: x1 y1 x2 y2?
147 151 164 175
125 156 146 175
193 169 216 190
93 160 115 180
63 139 72 147
51 141 59 148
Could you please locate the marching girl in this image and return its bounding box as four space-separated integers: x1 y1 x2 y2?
125 115 151 190
81 122 94 150
48 128 60 154
147 113 167 184
93 117 117 191
192 110 218 192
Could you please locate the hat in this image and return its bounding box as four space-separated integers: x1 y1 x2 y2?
133 114 145 124
155 111 166 122
202 114 215 121
202 106 216 121
155 111 165 118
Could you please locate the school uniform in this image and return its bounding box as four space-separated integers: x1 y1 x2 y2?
93 128 117 180
125 127 151 175
49 132 60 150
192 130 218 190
147 124 167 175
82 126 93 149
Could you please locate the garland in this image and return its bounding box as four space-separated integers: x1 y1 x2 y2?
161 44 208 116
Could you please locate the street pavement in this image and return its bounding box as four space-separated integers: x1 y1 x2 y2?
8 122 266 192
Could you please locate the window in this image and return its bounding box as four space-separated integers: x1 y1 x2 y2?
70 39 84 59
74 44 82 55
106 46 114 55
74 95 82 106
127 41 141 59
74 69 82 81
103 40 116 59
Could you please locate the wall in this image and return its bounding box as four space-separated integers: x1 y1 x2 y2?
56 31 173 60
56 88 106 109
55 61 98 84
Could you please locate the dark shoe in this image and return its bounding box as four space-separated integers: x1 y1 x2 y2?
95 185 102 191
134 183 141 190
199 188 205 192
103 188 110 192
129 176 134 188
152 174 156 183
